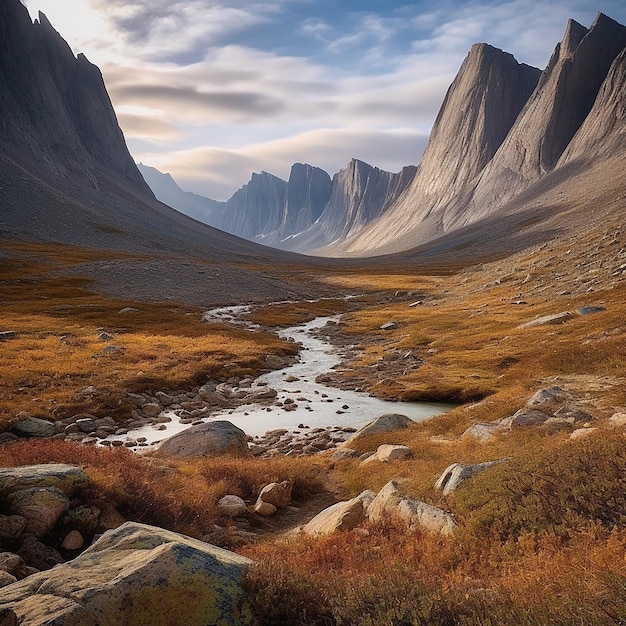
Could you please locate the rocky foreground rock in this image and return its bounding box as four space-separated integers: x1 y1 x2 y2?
0 522 254 626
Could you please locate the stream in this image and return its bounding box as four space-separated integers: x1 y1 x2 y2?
111 306 449 447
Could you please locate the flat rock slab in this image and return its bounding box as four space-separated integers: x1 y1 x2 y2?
0 522 254 626
13 417 56 438
0 465 89 498
518 311 573 328
302 497 364 536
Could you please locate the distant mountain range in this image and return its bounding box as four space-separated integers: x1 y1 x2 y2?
140 12 626 258
137 159 416 254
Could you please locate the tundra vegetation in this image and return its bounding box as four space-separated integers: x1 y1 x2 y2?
1 237 626 625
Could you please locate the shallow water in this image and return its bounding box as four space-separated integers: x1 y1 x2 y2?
109 309 449 447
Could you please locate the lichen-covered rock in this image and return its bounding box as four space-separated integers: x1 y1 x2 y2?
156 420 250 458
0 464 89 498
499 409 551 429
6 487 70 539
12 416 56 438
0 515 27 540
362 444 413 464
0 522 254 626
302 497 364 536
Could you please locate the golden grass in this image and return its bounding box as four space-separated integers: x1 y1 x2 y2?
0 241 296 426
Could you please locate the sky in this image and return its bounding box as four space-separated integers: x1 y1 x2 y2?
22 0 626 200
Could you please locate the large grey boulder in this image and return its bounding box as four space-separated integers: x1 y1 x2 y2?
156 420 250 458
0 522 254 626
12 416 56 438
343 414 413 446
367 481 457 536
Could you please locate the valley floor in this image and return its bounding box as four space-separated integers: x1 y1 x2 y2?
1 231 625 624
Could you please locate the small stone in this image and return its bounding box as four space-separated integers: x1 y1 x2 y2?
118 307 139 314
0 571 17 588
253 501 277 516
0 331 17 341
0 514 27 540
380 322 397 330
217 495 248 518
61 530 84 551
142 403 162 417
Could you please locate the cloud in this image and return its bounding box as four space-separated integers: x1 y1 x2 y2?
116 113 182 141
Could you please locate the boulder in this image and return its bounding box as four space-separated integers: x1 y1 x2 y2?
576 306 606 315
499 409 551 429
0 571 17 588
0 515 27 540
217 495 248 518
519 311 573 328
17 534 63 571
434 460 505 496
0 464 89 498
570 428 598 440
366 444 413 463
12 416 56 438
156 421 250 458
609 412 626 427
6 488 70 539
526 386 572 407
331 448 360 461
343 414 413 446
253 501 277 516
461 422 501 441
367 481 456 536
0 553 24 576
302 497 365 536
265 354 287 370
256 481 292 509
0 522 254 626
60 530 84 551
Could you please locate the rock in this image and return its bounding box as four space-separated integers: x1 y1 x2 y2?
0 465 90 499
218 495 248 518
17 534 63 571
461 422 501 441
256 481 292 509
156 420 250 458
118 307 139 314
97 331 114 341
265 354 287 370
141 403 162 417
12 416 56 438
253 501 277 516
527 386 572 406
367 481 456 535
0 515 27 540
374 444 412 462
97 503 126 531
0 331 17 341
0 571 17 588
331 448 360 461
434 460 505 496
356 490 377 510
609 412 626 427
0 522 254 626
302 497 365 536
60 530 84 551
518 311 573 328
570 428 598 440
6 487 70 539
0 553 24 576
576 306 606 315
343 414 413 445
380 322 398 330
0 608 17 626
499 409 551 429
553 407 594 423
155 391 174 406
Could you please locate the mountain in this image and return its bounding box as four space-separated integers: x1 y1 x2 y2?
137 163 225 225
0 1 333 306
141 160 414 253
282 159 416 252
328 12 626 256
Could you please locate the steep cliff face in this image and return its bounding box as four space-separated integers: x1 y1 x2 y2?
281 163 332 239
558 46 626 163
282 160 416 252
331 43 540 255
0 1 150 194
464 12 626 222
332 12 626 256
137 163 225 225
219 172 288 240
